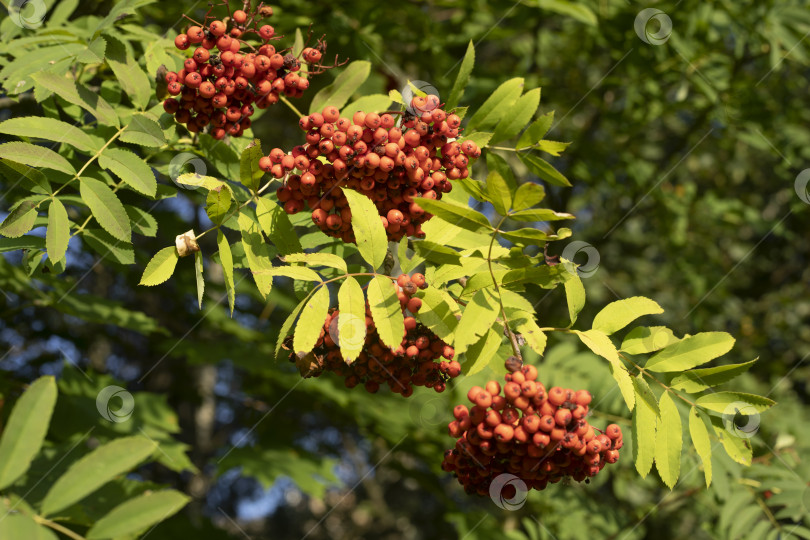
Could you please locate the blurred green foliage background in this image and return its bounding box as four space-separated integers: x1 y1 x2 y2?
1 0 809 538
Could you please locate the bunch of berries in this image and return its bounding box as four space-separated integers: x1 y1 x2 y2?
263 98 481 242
285 273 459 396
162 4 333 138
441 364 623 495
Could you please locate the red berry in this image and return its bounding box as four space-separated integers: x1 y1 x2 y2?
259 25 274 40
232 10 247 24
174 34 190 50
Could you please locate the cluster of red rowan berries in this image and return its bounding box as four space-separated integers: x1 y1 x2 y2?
162 5 331 138
285 274 459 395
263 98 481 242
441 364 623 495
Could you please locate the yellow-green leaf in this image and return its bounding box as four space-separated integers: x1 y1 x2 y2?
592 296 664 335
139 246 179 286
46 198 70 263
0 376 57 490
632 375 657 478
689 407 713 488
367 275 405 350
343 189 388 270
87 490 190 539
293 286 330 355
337 276 366 363
654 391 682 489
646 332 735 372
41 436 158 516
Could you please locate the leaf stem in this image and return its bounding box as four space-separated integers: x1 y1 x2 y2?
487 215 522 361
280 95 304 118
194 176 279 242
32 515 86 540
44 125 127 207
620 353 698 408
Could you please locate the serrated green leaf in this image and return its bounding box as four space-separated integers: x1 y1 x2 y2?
41 436 158 516
455 177 487 203
486 153 518 193
512 182 546 211
239 139 264 192
0 158 51 194
465 325 503 376
98 148 156 196
309 60 371 114
0 514 57 540
536 139 571 156
80 177 131 241
563 269 585 324
486 170 512 215
293 286 330 354
575 329 634 410
194 250 204 309
689 407 713 488
0 376 57 490
237 209 273 298
411 239 462 266
0 236 45 252
519 153 571 187
467 77 524 132
460 131 493 150
276 296 307 355
710 415 753 465
292 27 305 57
537 0 597 25
125 205 158 237
205 186 233 225
491 88 541 144
499 227 562 245
516 112 554 150
367 275 405 350
343 189 388 270
416 198 492 234
341 94 392 117
447 41 475 110
454 288 499 355
632 375 657 478
120 113 166 147
654 391 682 489
0 116 96 153
76 36 106 63
139 246 179 286
514 313 547 355
646 332 735 372
86 490 189 539
82 228 134 264
253 265 322 282
620 326 680 354
0 142 75 175
282 252 347 273
695 392 775 414
175 172 226 191
255 197 302 256
46 198 70 263
106 36 151 109
592 296 664 335
509 208 574 221
337 276 366 363
670 360 757 393
217 231 236 315
31 71 119 127
0 200 38 238
389 89 404 105
415 286 460 343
